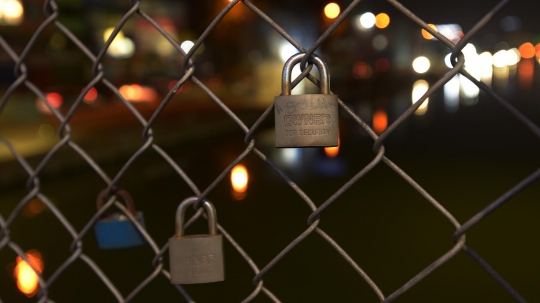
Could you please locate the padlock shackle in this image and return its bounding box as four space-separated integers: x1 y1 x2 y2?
281 53 329 96
96 188 137 215
175 197 217 237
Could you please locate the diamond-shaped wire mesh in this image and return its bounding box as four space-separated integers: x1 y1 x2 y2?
0 0 539 302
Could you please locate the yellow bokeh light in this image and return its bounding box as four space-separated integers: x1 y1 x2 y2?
231 164 249 193
4 0 23 19
15 250 43 297
103 27 124 43
421 24 437 40
375 13 390 29
412 80 430 115
324 3 340 19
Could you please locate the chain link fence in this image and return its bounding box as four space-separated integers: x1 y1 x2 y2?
0 0 539 302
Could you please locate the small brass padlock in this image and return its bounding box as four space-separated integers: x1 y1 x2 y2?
94 189 146 249
274 53 339 148
169 197 224 284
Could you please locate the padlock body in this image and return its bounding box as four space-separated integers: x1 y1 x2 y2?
274 94 339 147
169 234 224 284
94 211 146 249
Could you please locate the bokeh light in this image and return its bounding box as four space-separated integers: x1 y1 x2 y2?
359 13 376 29
14 250 44 297
493 50 508 67
324 138 340 158
4 0 22 18
507 48 521 66
518 42 535 59
412 56 430 74
353 61 372 79
412 80 429 115
375 13 390 29
180 40 195 54
372 35 388 51
45 93 63 108
231 164 249 193
372 110 388 134
324 3 340 19
421 24 437 40
83 87 98 102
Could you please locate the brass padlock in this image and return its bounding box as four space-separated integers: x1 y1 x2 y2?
274 53 339 148
169 197 224 284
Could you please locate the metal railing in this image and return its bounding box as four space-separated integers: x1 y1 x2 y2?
0 0 539 302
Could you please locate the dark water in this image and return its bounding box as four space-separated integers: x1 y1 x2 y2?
1 89 540 302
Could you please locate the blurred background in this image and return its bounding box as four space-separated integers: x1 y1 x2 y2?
1 0 540 302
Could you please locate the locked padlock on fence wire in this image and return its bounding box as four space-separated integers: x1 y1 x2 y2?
94 189 146 249
274 53 339 148
169 197 224 284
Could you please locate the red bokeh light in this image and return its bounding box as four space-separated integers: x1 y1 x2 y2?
45 93 63 108
83 87 98 101
353 61 373 79
375 58 390 72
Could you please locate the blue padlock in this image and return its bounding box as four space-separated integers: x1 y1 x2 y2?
94 189 146 249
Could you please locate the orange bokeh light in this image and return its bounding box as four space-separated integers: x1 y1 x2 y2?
519 42 535 59
373 110 388 135
324 138 340 158
14 250 44 297
375 13 390 29
324 3 340 19
119 84 156 102
231 164 249 193
421 24 437 40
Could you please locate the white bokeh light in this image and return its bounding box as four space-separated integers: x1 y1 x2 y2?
359 13 376 29
493 50 508 68
180 40 195 54
412 56 430 74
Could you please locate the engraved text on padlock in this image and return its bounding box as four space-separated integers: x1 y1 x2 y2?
169 197 224 284
275 53 339 148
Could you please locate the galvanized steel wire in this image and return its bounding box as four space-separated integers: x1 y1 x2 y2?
0 0 539 302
